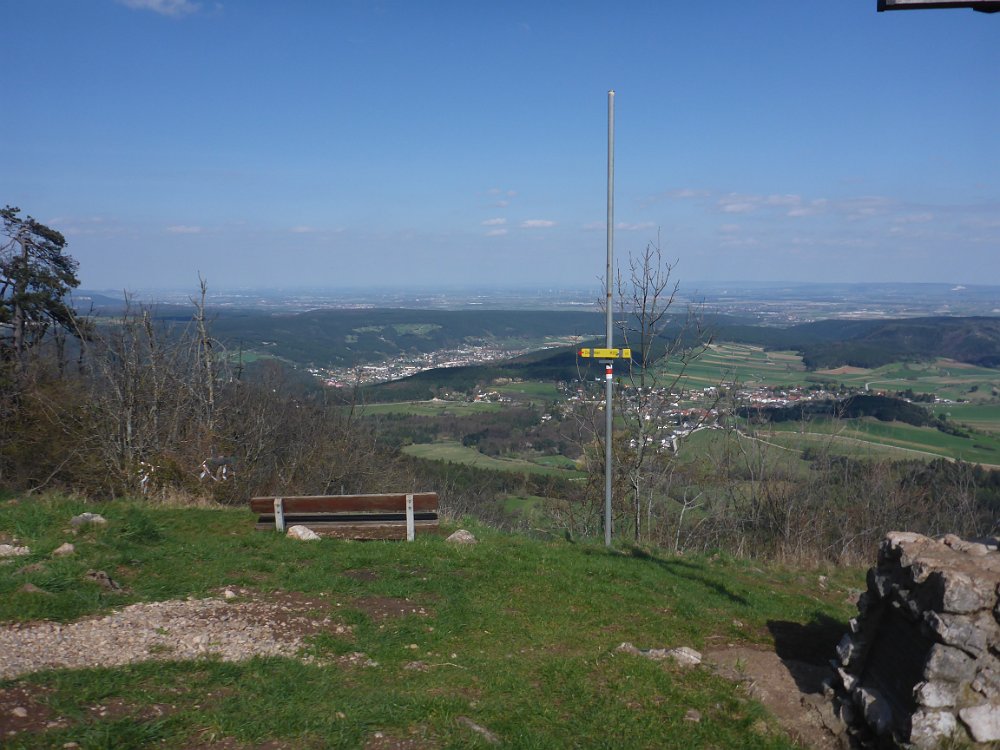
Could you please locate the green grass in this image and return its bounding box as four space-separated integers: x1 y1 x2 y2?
493 381 560 400
359 400 506 417
942 402 1000 433
766 417 1000 464
657 345 810 389
402 441 587 478
1 495 861 749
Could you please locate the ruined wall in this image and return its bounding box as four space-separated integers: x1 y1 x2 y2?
835 532 1000 748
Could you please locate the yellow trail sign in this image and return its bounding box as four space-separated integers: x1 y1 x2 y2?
578 347 631 359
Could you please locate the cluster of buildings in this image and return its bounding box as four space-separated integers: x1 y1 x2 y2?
309 344 536 387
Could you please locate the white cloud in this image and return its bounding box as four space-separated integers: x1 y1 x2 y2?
481 218 507 226
892 212 934 225
616 221 655 232
289 225 315 234
486 228 508 237
520 219 556 228
669 188 709 199
166 225 203 234
118 0 201 16
719 198 757 214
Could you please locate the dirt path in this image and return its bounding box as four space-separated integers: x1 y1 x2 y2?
706 646 847 749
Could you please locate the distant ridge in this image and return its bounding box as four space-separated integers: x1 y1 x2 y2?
716 316 1000 369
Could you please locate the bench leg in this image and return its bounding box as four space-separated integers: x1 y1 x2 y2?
406 494 414 542
274 497 285 533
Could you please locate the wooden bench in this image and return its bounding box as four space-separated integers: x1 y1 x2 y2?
250 493 438 541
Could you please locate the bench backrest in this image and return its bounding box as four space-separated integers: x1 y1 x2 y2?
250 492 438 541
249 493 438 515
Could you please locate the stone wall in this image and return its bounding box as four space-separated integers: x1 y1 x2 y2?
834 532 1000 748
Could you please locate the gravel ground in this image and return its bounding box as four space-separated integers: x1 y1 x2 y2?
0 589 347 680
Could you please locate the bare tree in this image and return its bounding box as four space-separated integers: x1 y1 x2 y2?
611 239 714 543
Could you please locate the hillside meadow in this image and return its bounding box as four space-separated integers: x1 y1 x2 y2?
0 495 862 749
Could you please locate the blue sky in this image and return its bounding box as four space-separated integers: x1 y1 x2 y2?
5 0 999 292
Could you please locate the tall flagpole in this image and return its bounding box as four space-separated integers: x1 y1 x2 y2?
605 90 615 547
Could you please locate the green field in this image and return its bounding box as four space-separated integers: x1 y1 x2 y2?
658 344 811 390
493 381 560 400
937 402 1000 433
359 400 506 417
821 360 1000 403
402 441 586 478
658 345 1000 401
765 417 1000 465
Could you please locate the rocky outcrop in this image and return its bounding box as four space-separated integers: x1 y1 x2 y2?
834 532 1000 748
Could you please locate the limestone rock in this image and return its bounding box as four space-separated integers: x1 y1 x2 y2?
70 513 106 528
84 570 123 591
0 543 30 557
910 709 958 749
923 644 975 684
19 583 50 595
664 646 702 667
914 679 957 709
857 686 894 736
52 543 75 557
614 642 701 666
286 525 320 541
446 529 477 545
959 703 1000 743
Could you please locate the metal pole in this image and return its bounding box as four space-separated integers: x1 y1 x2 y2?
605 90 615 547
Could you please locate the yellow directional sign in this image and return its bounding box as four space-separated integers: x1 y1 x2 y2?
578 347 631 359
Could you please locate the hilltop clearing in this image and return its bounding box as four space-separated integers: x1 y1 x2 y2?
0 495 861 749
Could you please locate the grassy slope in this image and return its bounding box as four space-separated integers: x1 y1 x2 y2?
401 441 587 479
0 496 861 749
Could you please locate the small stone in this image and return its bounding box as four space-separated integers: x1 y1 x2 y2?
666 646 702 667
0 544 30 557
12 706 28 718
335 711 346 720
836 634 859 667
837 667 857 692
223 589 237 600
684 709 701 722
959 703 1000 743
446 529 477 545
857 686 894 736
286 525 320 541
408 643 419 650
923 644 975 683
910 709 957 749
914 680 958 708
84 570 123 591
52 542 75 557
70 513 106 527
19 583 50 595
